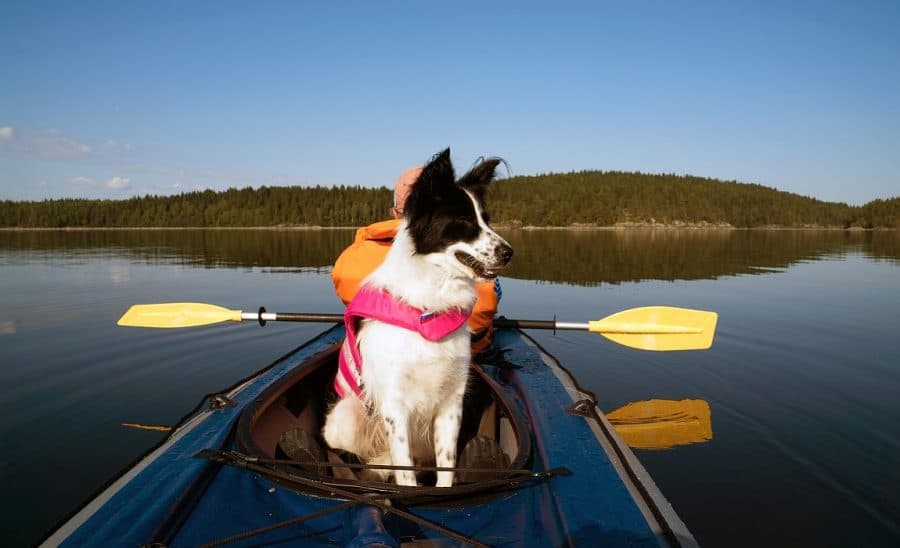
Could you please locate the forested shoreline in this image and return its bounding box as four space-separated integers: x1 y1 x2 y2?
2 171 898 228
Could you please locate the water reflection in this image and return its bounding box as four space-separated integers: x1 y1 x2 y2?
1 228 898 547
0 229 353 269
1 228 897 286
607 399 712 450
501 229 900 285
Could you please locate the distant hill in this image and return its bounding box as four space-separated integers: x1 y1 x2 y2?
489 171 899 228
1 171 897 228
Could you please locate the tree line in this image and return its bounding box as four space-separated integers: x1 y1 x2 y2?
2 171 897 228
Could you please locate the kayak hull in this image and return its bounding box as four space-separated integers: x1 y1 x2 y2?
42 325 696 547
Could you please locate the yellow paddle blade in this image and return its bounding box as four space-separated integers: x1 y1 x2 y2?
117 303 244 328
589 306 717 351
608 398 713 450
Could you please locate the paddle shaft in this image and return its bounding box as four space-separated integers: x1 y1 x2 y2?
246 311 343 323
242 311 588 330
495 318 588 331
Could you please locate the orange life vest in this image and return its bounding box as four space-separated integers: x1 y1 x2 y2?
332 219 499 353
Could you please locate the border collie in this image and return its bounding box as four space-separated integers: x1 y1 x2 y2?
322 148 513 487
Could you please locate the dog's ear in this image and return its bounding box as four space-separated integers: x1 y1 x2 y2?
404 148 456 218
457 158 502 202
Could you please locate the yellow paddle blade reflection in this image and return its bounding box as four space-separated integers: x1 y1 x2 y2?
607 398 712 450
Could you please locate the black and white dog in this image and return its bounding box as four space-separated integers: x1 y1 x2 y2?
322 149 513 487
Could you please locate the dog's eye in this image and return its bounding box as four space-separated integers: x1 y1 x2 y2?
455 216 473 226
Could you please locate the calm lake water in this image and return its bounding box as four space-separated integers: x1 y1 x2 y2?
1 229 898 546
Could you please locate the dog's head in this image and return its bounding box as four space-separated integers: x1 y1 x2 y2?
402 148 513 281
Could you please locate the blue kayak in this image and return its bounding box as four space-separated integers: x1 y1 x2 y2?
41 325 697 547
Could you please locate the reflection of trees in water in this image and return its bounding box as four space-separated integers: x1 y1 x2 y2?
499 229 900 286
868 232 900 263
1 229 897 286
0 229 356 269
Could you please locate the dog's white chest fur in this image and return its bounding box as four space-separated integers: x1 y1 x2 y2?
357 320 470 413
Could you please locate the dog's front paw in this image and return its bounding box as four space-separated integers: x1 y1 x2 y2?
395 471 418 487
322 397 366 454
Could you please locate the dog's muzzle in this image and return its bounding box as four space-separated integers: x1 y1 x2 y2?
455 243 513 280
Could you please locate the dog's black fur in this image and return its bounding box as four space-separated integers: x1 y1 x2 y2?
405 149 512 274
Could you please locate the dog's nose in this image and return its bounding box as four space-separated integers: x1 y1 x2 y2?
498 244 513 263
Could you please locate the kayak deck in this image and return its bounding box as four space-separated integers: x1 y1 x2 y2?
42 325 696 547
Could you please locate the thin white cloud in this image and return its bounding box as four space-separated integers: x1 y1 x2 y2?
1 126 312 199
3 128 93 159
102 139 132 153
106 176 130 190
54 137 91 155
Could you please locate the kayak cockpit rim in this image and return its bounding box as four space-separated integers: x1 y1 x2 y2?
233 341 536 505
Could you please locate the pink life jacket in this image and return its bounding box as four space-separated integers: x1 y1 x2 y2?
335 285 472 399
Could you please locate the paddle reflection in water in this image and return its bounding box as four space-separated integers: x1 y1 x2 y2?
607 399 713 451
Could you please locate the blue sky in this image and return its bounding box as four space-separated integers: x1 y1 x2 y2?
1 1 898 205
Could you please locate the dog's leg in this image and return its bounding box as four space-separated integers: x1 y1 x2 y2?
382 403 417 486
433 386 465 487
